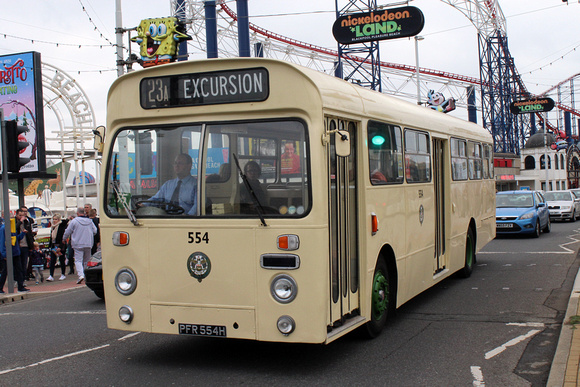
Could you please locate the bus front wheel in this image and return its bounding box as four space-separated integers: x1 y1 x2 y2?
363 258 390 338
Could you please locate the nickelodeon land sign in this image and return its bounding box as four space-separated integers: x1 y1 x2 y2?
509 97 555 115
332 6 425 44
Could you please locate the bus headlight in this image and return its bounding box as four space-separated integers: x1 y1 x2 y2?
119 305 134 323
115 268 137 295
270 274 297 303
277 315 296 335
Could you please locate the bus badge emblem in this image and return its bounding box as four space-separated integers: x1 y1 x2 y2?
187 252 212 282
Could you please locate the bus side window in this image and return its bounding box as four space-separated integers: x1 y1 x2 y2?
404 129 431 183
451 138 468 181
367 121 403 185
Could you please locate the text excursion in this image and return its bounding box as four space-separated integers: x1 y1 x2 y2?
140 67 269 109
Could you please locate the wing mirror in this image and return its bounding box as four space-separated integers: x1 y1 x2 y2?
93 125 106 153
334 130 350 157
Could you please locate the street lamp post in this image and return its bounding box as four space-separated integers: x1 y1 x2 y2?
414 36 424 105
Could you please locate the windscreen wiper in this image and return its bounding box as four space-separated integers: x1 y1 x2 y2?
111 154 140 226
233 153 267 227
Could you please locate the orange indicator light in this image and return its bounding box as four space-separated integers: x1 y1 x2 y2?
113 231 130 246
371 213 379 235
277 235 299 250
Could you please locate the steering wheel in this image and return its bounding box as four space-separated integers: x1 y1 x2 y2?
131 195 152 208
135 199 185 215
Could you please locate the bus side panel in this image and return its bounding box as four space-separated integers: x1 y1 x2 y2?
404 183 436 298
447 181 472 272
365 186 407 307
477 179 496 250
448 179 495 273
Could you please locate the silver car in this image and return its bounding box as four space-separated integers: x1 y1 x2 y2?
544 190 580 221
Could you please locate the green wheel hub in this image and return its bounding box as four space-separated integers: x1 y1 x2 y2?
372 270 389 320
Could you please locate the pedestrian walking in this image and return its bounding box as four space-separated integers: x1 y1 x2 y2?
62 207 97 284
47 213 68 281
17 208 35 282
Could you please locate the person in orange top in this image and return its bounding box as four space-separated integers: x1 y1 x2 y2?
281 142 301 175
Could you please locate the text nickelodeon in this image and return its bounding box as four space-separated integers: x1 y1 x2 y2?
512 99 551 107
332 6 424 45
509 97 555 114
340 9 411 28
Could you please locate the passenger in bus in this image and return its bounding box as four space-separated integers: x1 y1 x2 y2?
370 169 388 184
240 161 269 207
143 153 197 215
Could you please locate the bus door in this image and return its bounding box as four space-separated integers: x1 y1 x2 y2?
327 118 359 327
433 138 446 274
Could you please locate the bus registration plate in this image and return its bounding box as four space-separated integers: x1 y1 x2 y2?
178 323 227 337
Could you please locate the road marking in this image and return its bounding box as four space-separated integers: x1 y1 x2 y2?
471 366 485 386
507 322 545 328
0 310 105 317
484 329 541 360
0 344 110 375
479 251 573 255
118 332 141 341
480 227 580 255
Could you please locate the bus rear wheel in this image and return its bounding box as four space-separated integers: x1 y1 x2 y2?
458 228 475 278
363 258 390 338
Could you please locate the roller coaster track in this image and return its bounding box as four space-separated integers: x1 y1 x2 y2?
495 34 580 121
175 1 579 123
218 2 482 86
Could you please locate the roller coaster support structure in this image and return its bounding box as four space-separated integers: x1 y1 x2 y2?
334 0 382 91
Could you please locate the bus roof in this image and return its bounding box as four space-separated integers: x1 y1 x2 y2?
108 58 491 143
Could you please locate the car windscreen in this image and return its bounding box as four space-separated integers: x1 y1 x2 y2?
496 193 534 208
544 192 572 202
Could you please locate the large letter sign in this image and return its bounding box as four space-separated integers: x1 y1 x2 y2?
509 98 555 114
332 6 424 45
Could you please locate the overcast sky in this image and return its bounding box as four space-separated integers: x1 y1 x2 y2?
1 0 579 140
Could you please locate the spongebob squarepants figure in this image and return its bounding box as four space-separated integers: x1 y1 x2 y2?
132 17 191 68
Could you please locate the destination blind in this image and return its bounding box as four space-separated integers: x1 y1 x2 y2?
140 67 269 109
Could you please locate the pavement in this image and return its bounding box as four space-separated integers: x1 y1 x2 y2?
1 266 580 386
0 267 86 304
548 267 580 387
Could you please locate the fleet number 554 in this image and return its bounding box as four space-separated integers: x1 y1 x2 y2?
188 232 209 244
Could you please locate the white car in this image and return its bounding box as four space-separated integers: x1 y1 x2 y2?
544 190 580 221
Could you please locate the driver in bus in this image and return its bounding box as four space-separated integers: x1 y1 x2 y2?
240 160 269 207
142 153 197 215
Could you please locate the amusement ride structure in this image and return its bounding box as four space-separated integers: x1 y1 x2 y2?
164 0 579 156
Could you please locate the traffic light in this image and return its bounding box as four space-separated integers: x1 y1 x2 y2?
5 120 30 173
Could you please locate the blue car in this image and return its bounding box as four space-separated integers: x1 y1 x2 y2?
496 190 551 237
